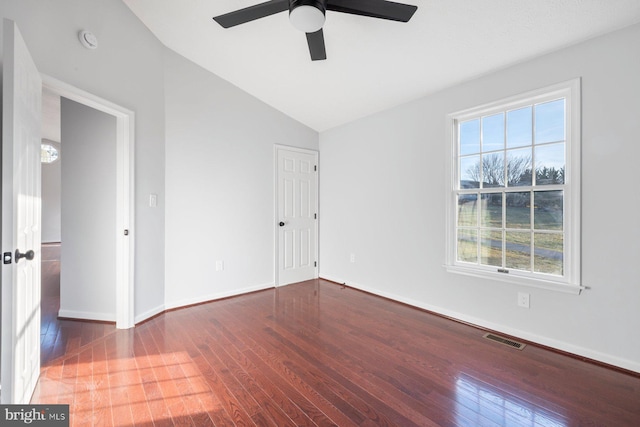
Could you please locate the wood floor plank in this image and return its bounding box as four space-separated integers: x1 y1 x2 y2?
202 315 328 427
175 318 302 427
220 311 360 427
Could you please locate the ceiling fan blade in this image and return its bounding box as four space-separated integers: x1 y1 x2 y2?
213 0 289 28
306 29 327 61
327 0 417 22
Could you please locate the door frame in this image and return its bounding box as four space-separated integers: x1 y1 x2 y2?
42 75 135 329
273 144 319 287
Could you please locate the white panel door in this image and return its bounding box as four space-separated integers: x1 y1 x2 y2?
277 147 318 286
1 19 42 404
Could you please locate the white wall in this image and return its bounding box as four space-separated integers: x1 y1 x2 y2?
41 148 61 243
41 91 61 243
60 98 116 320
164 49 318 309
319 24 640 372
0 0 166 319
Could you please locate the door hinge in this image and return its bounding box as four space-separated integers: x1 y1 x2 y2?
314 165 317 172
3 252 12 264
124 229 129 236
314 213 317 219
314 261 317 267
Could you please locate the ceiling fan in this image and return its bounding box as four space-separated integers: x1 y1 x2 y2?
213 0 418 61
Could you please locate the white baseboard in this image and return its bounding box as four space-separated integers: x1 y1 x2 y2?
164 282 275 311
58 309 115 323
134 304 165 324
320 275 640 374
132 282 275 325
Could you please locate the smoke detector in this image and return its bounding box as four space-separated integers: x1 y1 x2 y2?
78 30 98 49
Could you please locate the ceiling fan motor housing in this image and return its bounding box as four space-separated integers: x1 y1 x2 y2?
289 0 327 33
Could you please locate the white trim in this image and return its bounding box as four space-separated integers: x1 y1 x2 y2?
321 275 639 373
273 144 319 287
566 78 582 289
164 282 274 311
41 74 136 329
57 309 116 323
445 78 581 293
450 79 580 122
444 264 583 295
134 304 165 324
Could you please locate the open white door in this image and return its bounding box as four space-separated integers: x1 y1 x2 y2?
1 19 42 404
276 146 318 286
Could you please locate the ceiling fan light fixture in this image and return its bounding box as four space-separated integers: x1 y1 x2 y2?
289 0 326 33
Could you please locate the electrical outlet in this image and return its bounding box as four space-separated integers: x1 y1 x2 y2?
518 292 530 308
215 260 224 272
350 253 356 263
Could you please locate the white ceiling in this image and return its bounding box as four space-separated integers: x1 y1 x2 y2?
122 0 640 132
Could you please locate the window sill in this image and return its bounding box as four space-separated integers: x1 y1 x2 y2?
444 264 584 295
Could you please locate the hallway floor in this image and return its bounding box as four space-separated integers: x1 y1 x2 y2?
40 243 115 365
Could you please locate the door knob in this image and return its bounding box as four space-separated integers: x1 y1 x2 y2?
279 221 285 227
15 249 35 262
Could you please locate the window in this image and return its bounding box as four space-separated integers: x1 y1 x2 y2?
41 140 60 164
446 80 581 293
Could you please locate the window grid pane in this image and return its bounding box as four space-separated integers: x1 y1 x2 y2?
481 153 505 188
460 119 480 156
506 192 531 229
507 148 532 187
481 230 503 267
460 155 481 189
505 231 532 271
535 143 565 185
481 113 505 152
534 232 563 275
458 194 478 227
457 229 478 263
480 193 502 228
534 191 563 231
506 106 532 148
534 99 565 144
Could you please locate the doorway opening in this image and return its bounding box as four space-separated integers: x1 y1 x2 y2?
39 92 117 365
41 75 135 331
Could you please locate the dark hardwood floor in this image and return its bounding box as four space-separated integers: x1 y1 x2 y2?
33 250 640 426
40 243 115 365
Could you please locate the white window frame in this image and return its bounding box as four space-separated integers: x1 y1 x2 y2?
445 79 582 294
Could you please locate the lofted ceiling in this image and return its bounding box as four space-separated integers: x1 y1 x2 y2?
122 0 640 132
